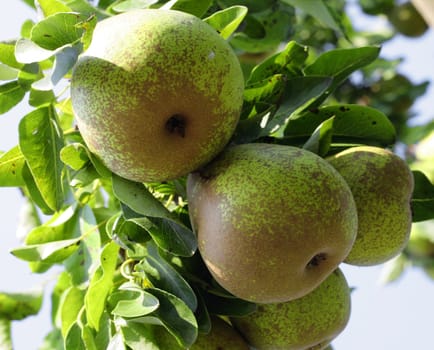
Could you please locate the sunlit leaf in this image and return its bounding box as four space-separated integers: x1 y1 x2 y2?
19 106 65 211
36 0 72 17
0 80 26 114
0 289 43 320
60 286 85 337
111 0 159 12
0 318 12 349
109 289 159 318
302 116 334 156
121 322 159 350
0 145 26 187
85 241 119 331
204 6 247 39
162 0 212 17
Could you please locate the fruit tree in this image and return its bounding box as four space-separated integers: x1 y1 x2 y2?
0 0 433 349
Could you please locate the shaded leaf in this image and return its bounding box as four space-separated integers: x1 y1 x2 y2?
136 242 197 311
204 6 248 39
166 0 213 18
148 288 198 348
199 288 257 317
64 322 86 350
121 322 159 350
302 116 334 156
411 170 434 222
19 106 65 211
109 289 159 318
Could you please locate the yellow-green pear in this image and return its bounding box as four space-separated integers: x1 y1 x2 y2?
154 316 250 349
71 9 244 182
231 269 351 350
187 143 357 303
328 146 414 266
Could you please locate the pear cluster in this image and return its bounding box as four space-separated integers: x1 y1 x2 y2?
70 9 414 350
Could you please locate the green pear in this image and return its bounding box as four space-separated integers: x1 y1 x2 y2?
71 9 244 182
187 143 357 303
328 146 414 266
154 316 250 349
388 2 428 37
231 268 351 350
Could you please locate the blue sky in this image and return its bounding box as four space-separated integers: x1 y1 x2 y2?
1 1 433 349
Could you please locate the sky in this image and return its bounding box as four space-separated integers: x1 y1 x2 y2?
1 1 434 349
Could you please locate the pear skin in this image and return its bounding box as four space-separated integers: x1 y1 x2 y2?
328 146 414 266
231 269 351 350
71 9 244 182
187 143 357 303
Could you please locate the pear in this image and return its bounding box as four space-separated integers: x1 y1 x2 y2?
154 316 250 349
328 146 414 266
187 143 357 303
388 2 428 37
71 9 244 182
231 268 351 350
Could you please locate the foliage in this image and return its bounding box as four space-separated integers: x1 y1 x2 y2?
0 0 433 348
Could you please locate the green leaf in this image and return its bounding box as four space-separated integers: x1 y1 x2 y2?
281 0 342 32
111 0 159 13
0 145 26 187
0 318 12 349
19 106 65 211
164 0 213 18
0 42 24 69
199 288 257 317
30 12 86 51
29 87 56 107
64 322 86 350
40 329 64 350
247 41 308 83
121 322 159 350
148 288 198 348
136 242 197 311
36 0 72 17
0 80 26 114
304 46 381 106
0 289 43 320
10 237 81 262
302 116 334 156
285 104 396 147
0 63 19 80
60 286 85 337
411 170 434 222
243 74 286 113
113 175 197 256
231 5 294 53
109 288 159 318
61 143 90 170
204 6 248 39
85 241 119 331
22 163 54 215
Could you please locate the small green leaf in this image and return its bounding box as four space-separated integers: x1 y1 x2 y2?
411 170 434 222
29 87 56 107
204 6 248 39
247 41 308 83
109 289 159 318
0 80 26 114
302 116 334 156
136 242 197 311
19 106 65 211
10 237 81 262
0 42 24 69
0 289 43 320
85 241 119 331
148 288 198 348
60 286 85 337
60 143 90 170
30 12 86 51
0 63 19 80
0 145 26 187
15 38 57 64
